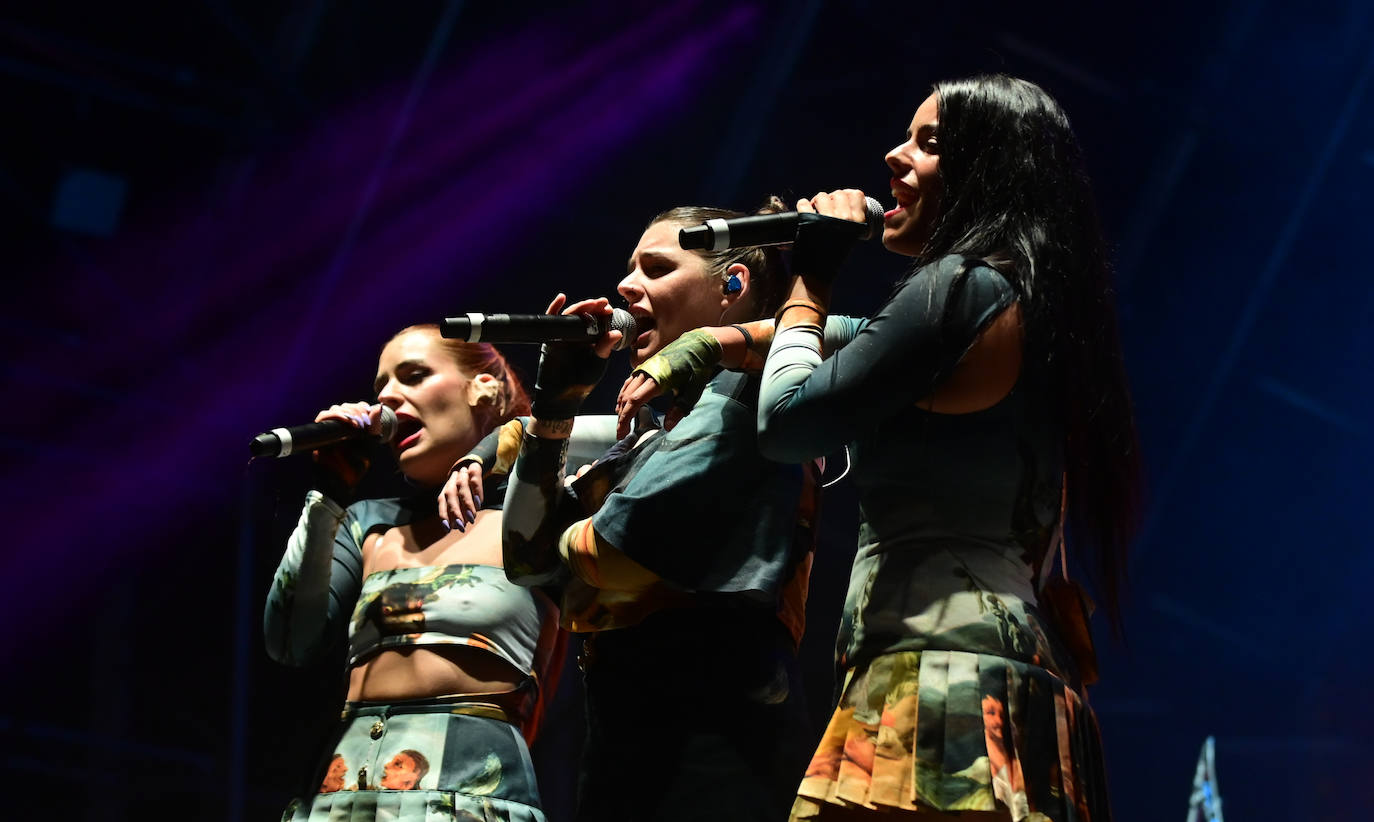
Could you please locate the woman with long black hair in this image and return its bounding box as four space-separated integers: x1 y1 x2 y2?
619 74 1141 821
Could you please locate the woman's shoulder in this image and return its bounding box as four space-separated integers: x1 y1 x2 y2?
896 255 1017 307
920 254 1013 284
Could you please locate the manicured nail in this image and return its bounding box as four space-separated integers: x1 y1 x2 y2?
465 510 476 524
473 495 482 508
440 520 450 532
454 519 466 533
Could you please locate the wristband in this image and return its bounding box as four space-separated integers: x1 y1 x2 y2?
775 300 826 326
729 323 754 352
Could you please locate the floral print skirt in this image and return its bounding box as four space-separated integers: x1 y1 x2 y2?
792 650 1110 822
282 698 546 822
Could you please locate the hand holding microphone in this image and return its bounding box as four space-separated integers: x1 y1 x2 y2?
532 294 621 422
249 403 397 458
678 192 883 252
441 307 637 348
791 189 877 285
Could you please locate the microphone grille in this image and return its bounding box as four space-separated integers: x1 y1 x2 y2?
608 307 639 351
375 406 398 443
862 196 884 240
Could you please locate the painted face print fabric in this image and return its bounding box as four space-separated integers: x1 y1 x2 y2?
282 702 546 822
793 650 1108 822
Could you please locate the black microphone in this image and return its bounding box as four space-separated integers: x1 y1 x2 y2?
678 196 885 252
440 309 637 350
249 406 398 459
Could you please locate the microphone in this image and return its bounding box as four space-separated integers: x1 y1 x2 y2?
250 406 398 459
440 309 638 350
678 196 885 252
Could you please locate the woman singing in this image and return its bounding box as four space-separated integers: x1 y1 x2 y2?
263 325 562 821
492 204 818 821
620 75 1141 821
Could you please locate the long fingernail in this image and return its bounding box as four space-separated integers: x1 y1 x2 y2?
440 520 450 532
454 519 466 533
473 495 482 508
465 510 476 524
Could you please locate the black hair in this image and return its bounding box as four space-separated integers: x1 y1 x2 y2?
921 74 1141 629
649 198 789 319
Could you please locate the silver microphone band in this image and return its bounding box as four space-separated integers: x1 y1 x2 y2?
465 312 483 342
704 218 730 252
270 427 293 456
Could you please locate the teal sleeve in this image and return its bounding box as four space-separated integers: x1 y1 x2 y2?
823 313 867 351
590 372 804 598
262 490 364 666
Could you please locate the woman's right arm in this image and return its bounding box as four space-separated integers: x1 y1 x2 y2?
262 401 381 666
262 491 365 666
502 295 627 586
757 257 1017 462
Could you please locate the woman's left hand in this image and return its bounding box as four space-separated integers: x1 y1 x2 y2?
616 372 667 438
438 461 484 533
614 328 722 437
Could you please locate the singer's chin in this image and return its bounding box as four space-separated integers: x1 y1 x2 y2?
397 448 444 488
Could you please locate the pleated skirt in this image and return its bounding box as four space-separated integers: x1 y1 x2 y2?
792 650 1110 822
281 700 546 822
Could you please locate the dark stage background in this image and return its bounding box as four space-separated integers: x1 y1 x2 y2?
3 1 1371 819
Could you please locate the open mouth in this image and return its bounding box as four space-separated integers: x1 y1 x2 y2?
889 178 917 215
885 193 915 222
394 418 423 450
630 312 656 347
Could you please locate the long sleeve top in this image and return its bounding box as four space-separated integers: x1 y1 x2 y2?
758 255 1073 675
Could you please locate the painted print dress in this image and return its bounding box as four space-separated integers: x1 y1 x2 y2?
758 256 1111 822
263 420 618 821
266 493 555 821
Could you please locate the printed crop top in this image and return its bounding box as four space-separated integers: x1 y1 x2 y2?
347 562 552 674
264 419 618 672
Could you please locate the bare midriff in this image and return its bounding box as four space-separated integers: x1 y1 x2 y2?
346 645 528 713
347 509 533 717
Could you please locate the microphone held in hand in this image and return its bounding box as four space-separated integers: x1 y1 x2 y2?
678 196 885 252
440 309 637 350
250 406 398 459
